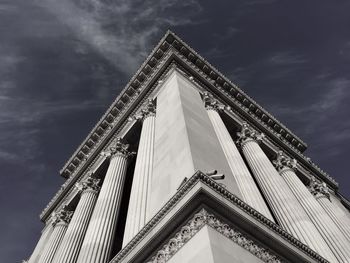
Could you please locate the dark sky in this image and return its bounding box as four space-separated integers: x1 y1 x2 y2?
1 0 350 261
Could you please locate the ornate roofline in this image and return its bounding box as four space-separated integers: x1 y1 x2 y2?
43 34 340 220
111 171 328 263
59 30 307 179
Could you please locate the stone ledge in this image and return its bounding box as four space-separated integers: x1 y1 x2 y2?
110 171 328 263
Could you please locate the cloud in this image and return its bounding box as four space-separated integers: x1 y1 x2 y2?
269 75 350 157
268 51 308 66
36 0 202 74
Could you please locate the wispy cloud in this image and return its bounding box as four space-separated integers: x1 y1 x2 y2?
0 0 203 167
268 51 308 66
36 0 202 74
270 76 350 156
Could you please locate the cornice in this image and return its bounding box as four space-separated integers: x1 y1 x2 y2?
111 171 328 263
45 31 339 220
145 209 283 263
169 51 337 187
60 30 307 179
40 51 177 221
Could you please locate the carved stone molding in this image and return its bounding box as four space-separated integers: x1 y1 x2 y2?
309 177 330 200
141 99 156 118
101 137 134 159
42 32 338 222
202 91 225 112
236 122 265 147
51 207 73 226
129 99 156 123
273 151 297 172
146 209 283 263
111 171 328 263
76 175 100 193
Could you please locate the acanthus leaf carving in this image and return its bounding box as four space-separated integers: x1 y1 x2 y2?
146 209 283 263
236 122 265 146
309 176 330 200
273 150 297 172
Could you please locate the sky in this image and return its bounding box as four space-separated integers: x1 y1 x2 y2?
1 0 350 261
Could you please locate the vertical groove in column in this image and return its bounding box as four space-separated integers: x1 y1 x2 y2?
318 197 350 242
52 185 99 263
28 222 54 263
123 114 155 246
241 140 337 262
76 149 129 263
281 168 350 262
207 109 274 221
37 222 68 263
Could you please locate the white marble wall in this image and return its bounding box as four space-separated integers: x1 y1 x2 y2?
150 70 242 218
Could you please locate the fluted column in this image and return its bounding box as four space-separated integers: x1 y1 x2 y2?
28 218 54 263
310 178 350 241
237 123 337 262
276 151 350 262
52 176 100 263
123 100 156 246
37 209 73 263
202 93 274 221
76 138 133 263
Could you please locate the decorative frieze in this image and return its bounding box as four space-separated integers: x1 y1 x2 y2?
111 171 329 263
146 209 283 263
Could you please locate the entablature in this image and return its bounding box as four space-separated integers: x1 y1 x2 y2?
44 31 341 221
60 31 307 180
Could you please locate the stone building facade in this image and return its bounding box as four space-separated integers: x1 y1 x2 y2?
25 31 350 263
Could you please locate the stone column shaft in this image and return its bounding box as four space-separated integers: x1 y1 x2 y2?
280 165 350 263
28 221 54 263
205 105 274 221
123 102 155 246
37 209 72 263
318 197 350 241
76 139 131 263
52 177 100 263
239 127 337 262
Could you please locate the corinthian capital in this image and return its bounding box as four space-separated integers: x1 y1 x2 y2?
52 207 73 226
130 99 156 122
202 92 225 112
109 137 134 158
273 151 297 172
236 122 265 146
76 175 100 193
309 176 330 200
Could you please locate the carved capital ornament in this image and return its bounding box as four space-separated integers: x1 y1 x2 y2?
76 174 100 193
309 176 330 200
273 151 297 172
202 92 225 112
51 207 73 226
129 99 156 122
236 122 265 147
101 137 134 159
